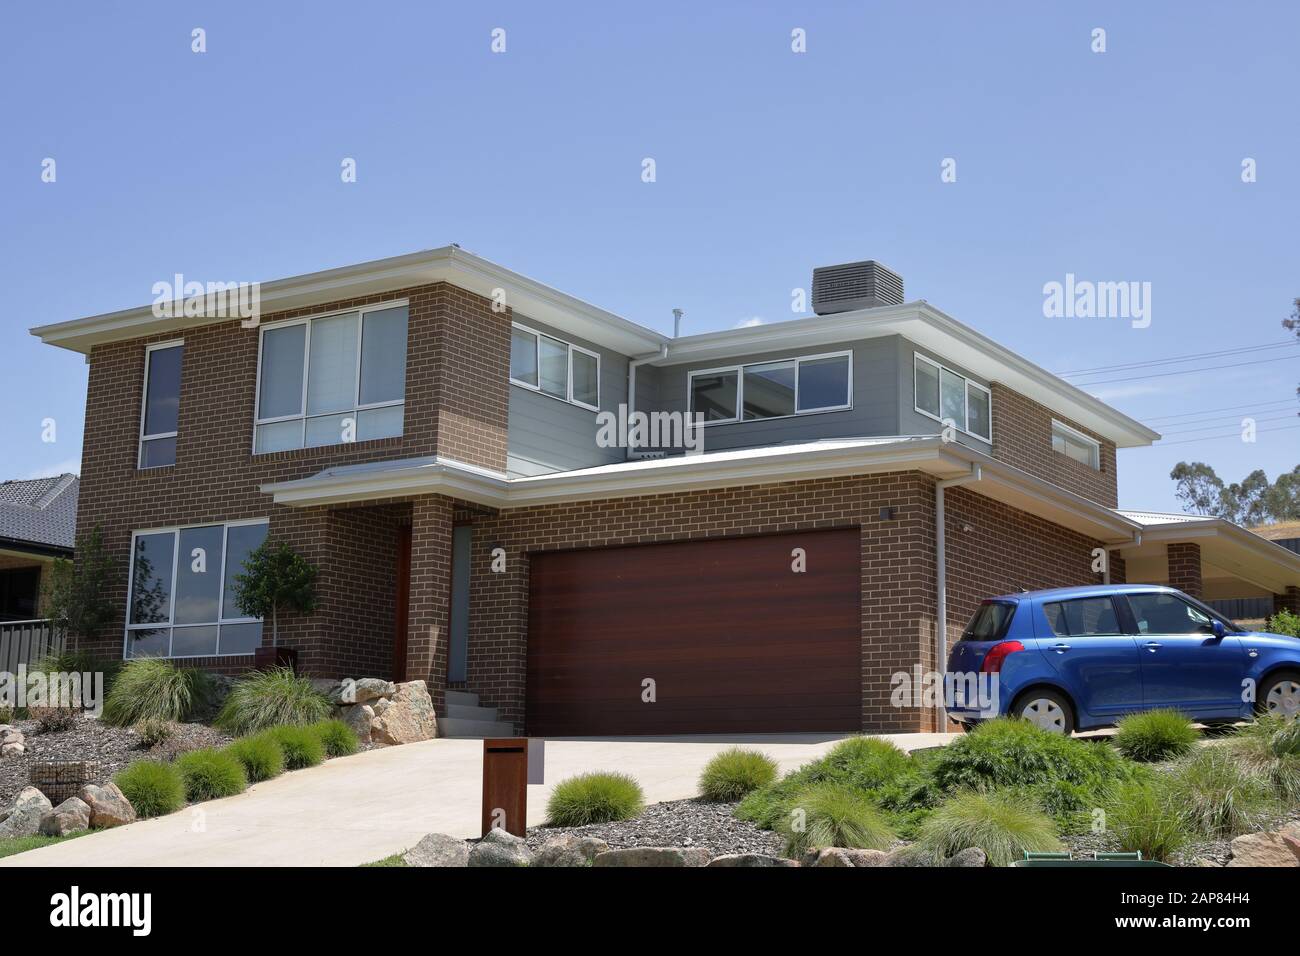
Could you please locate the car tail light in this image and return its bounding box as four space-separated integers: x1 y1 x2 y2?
981 641 1025 674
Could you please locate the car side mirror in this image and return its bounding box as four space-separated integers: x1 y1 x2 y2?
1211 619 1226 641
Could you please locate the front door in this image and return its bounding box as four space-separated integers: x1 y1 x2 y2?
1121 591 1248 716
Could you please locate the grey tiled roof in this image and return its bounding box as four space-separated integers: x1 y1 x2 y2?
0 474 78 552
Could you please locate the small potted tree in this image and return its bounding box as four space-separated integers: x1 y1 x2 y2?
230 540 318 671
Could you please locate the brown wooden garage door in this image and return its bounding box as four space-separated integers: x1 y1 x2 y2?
526 528 862 736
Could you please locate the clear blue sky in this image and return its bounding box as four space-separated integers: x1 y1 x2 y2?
3 0 1296 511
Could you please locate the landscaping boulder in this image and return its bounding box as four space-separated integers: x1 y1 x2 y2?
39 797 91 837
593 846 710 867
0 727 24 756
403 832 471 867
534 833 609 867
882 846 936 867
78 783 137 829
0 787 52 838
945 847 988 868
1 742 23 757
468 828 533 867
707 853 800 867
1227 823 1300 868
809 848 855 867
338 703 375 745
371 680 436 744
333 677 395 705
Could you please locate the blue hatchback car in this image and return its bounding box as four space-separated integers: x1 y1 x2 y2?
945 584 1300 734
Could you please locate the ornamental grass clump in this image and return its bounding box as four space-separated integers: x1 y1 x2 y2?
176 748 249 802
698 748 779 802
262 725 325 770
310 719 360 758
1113 709 1199 762
103 658 211 727
113 760 185 818
226 734 286 782
918 789 1061 867
1166 746 1274 839
1104 778 1191 863
776 782 896 859
215 667 332 735
545 772 644 826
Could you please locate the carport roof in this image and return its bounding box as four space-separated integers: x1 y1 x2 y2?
1116 510 1300 594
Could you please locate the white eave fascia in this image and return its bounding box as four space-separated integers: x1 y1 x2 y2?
654 302 1161 449
1121 515 1300 570
260 457 511 509
30 246 668 358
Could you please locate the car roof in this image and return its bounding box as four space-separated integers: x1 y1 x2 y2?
986 583 1181 603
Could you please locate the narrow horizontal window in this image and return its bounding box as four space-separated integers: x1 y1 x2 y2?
139 342 183 468
690 351 852 424
1051 420 1100 470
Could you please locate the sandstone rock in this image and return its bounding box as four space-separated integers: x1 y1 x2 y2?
882 846 936 867
533 834 609 867
946 847 988 868
1283 834 1300 865
372 698 392 716
1 743 24 757
809 848 856 867
0 787 52 838
39 797 90 837
468 828 533 867
337 703 375 745
78 783 136 829
707 853 800 867
0 728 22 746
593 846 711 867
1227 824 1300 868
332 678 396 705
371 681 436 744
403 832 471 867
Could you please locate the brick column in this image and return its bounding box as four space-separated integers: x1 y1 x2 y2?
1275 586 1300 616
406 495 455 714
1166 542 1203 598
1107 550 1127 584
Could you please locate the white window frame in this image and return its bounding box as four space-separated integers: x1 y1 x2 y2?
252 299 408 454
508 321 601 412
138 339 184 469
686 350 854 426
913 352 992 442
1051 419 1101 470
123 518 269 660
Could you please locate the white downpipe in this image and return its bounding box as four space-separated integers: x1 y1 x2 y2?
935 464 982 726
627 345 669 460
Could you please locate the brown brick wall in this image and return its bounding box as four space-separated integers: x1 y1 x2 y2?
73 280 508 671
1166 542 1203 598
990 384 1118 508
458 473 1106 734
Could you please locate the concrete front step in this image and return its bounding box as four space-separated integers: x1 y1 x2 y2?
444 689 480 708
445 703 500 722
438 716 516 738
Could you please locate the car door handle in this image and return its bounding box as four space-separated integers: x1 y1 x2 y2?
1143 641 1162 652
1052 643 1070 653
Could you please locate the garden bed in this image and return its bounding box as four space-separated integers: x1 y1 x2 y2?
526 798 784 857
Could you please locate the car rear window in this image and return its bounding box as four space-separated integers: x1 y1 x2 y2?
1043 596 1121 637
961 601 1016 641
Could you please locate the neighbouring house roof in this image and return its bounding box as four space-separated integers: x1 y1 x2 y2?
262 438 1143 543
0 473 79 555
28 246 1159 449
1116 509 1300 595
1252 519 1300 542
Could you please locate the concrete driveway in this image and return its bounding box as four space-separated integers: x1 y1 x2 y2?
1 732 956 868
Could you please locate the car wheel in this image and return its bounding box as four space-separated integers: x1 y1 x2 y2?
1013 689 1075 735
1259 670 1300 722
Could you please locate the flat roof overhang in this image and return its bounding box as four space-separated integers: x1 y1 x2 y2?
260 438 1144 544
1117 519 1300 595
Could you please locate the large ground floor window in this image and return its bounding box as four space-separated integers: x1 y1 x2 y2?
125 519 269 659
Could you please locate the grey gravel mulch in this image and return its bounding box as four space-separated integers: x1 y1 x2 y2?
0 715 232 808
525 798 784 857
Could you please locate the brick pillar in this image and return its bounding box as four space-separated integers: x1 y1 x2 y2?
406 495 455 714
1275 586 1300 616
1166 542 1203 598
1108 550 1127 584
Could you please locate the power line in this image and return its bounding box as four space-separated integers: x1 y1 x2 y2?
1150 423 1300 448
1072 354 1299 387
1142 398 1297 423
1158 412 1298 436
1057 341 1295 377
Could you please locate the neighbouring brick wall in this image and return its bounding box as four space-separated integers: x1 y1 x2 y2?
1108 550 1128 584
1276 586 1300 616
1166 542 1203 598
990 384 1118 508
73 280 508 671
457 472 1106 734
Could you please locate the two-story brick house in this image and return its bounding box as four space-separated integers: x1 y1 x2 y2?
31 248 1300 736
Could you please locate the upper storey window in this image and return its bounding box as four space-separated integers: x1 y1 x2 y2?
1052 419 1101 470
139 341 184 468
254 303 408 454
913 353 991 441
687 351 852 425
510 323 600 411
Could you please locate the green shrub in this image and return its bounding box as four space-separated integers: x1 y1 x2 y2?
176 748 248 801
1266 609 1300 638
226 734 285 782
1105 778 1190 862
918 790 1061 866
545 772 644 826
1114 709 1199 762
134 717 175 748
1167 747 1274 838
114 760 185 817
698 748 778 802
929 717 1137 805
776 782 896 859
263 725 325 769
215 668 332 735
1226 718 1300 802
102 659 211 727
310 719 360 758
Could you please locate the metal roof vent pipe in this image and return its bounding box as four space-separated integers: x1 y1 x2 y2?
672 308 684 338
